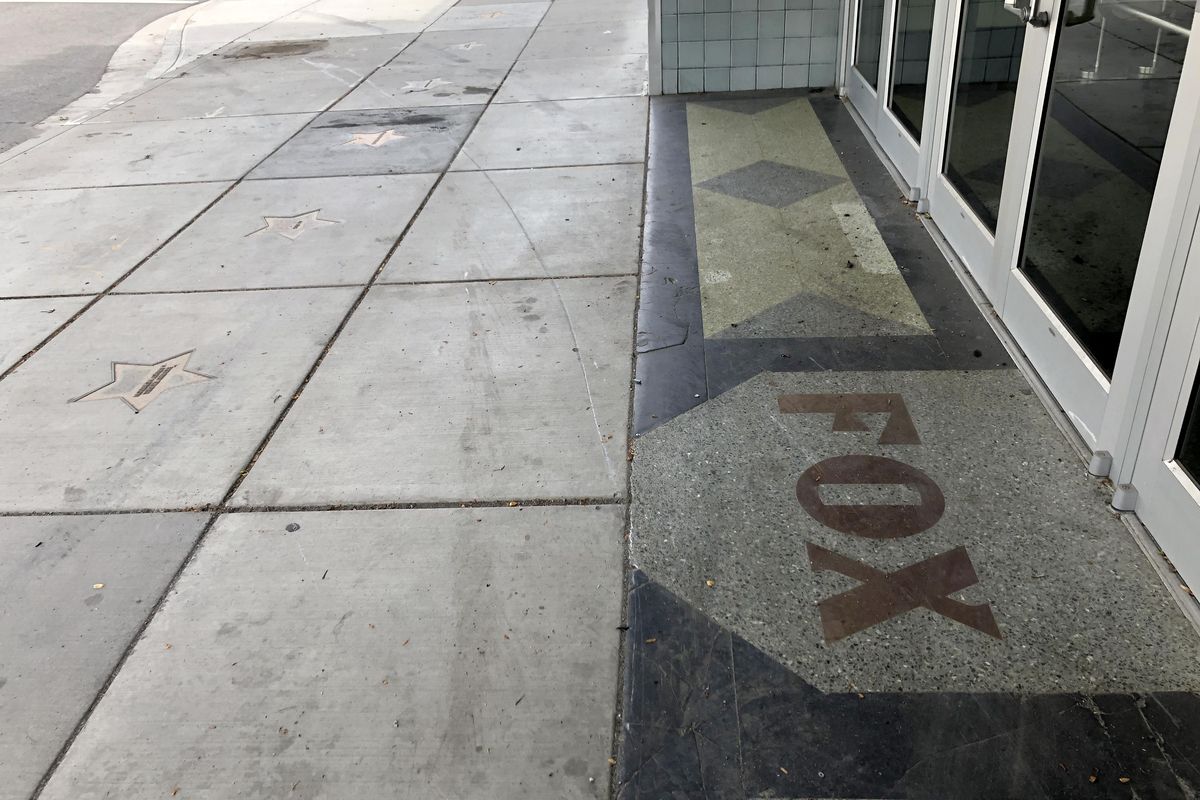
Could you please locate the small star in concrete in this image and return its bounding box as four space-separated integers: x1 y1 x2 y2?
247 210 340 241
481 10 504 18
343 130 406 148
400 78 453 93
73 351 213 413
453 41 482 50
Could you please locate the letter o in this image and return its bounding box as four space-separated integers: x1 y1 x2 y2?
795 455 945 539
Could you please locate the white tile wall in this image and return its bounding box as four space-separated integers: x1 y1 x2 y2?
660 0 841 93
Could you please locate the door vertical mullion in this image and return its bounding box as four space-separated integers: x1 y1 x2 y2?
988 0 1061 306
914 0 955 204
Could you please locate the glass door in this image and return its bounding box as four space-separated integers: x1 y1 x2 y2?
994 0 1194 445
923 0 1034 286
1132 229 1200 592
845 0 945 189
845 0 892 131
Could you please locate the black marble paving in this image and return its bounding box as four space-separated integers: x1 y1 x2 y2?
619 571 1200 800
634 99 709 433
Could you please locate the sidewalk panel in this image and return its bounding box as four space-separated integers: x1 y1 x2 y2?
250 106 483 179
393 26 535 68
38 506 623 800
120 174 436 292
91 34 419 123
0 297 91 372
0 115 313 191
335 62 509 110
428 3 549 31
384 164 642 282
541 0 649 25
0 512 207 800
0 288 358 512
520 19 649 59
451 97 647 171
0 183 227 296
494 54 648 103
235 278 635 506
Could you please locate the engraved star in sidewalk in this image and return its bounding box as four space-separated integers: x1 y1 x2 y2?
247 209 341 241
343 129 406 148
73 351 213 413
453 41 482 50
400 78 453 93
481 10 505 18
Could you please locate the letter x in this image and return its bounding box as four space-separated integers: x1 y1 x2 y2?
807 543 1002 642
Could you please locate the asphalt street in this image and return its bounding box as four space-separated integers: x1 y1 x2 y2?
0 1 193 152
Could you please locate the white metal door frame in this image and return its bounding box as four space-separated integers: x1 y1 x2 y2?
1130 214 1200 591
843 0 931 193
1100 10 1200 484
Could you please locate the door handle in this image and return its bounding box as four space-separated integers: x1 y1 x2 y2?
1003 0 1052 26
1064 0 1097 25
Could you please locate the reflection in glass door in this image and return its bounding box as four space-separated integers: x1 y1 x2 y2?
1017 0 1194 377
1178 374 1200 483
941 0 1027 231
889 0 937 139
856 0 888 87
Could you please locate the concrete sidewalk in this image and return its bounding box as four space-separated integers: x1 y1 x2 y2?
0 2 648 798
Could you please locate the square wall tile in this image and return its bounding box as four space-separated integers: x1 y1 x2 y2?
679 40 705 67
679 0 704 10
813 8 840 34
733 0 758 8
705 0 732 9
705 12 731 37
662 13 678 40
758 37 783 64
785 9 812 34
732 39 758 65
730 66 757 89
783 64 809 86
810 61 836 85
759 8 785 32
662 67 679 93
784 36 810 63
679 68 706 92
663 41 679 67
811 36 838 61
705 40 732 66
678 13 705 39
705 67 731 90
731 10 759 37
756 64 783 88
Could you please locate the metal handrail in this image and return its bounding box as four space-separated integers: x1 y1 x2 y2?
1108 2 1192 37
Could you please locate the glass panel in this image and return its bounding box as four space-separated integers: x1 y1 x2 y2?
942 0 1026 231
1020 0 1194 376
856 0 887 88
889 0 936 139
1177 367 1200 483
